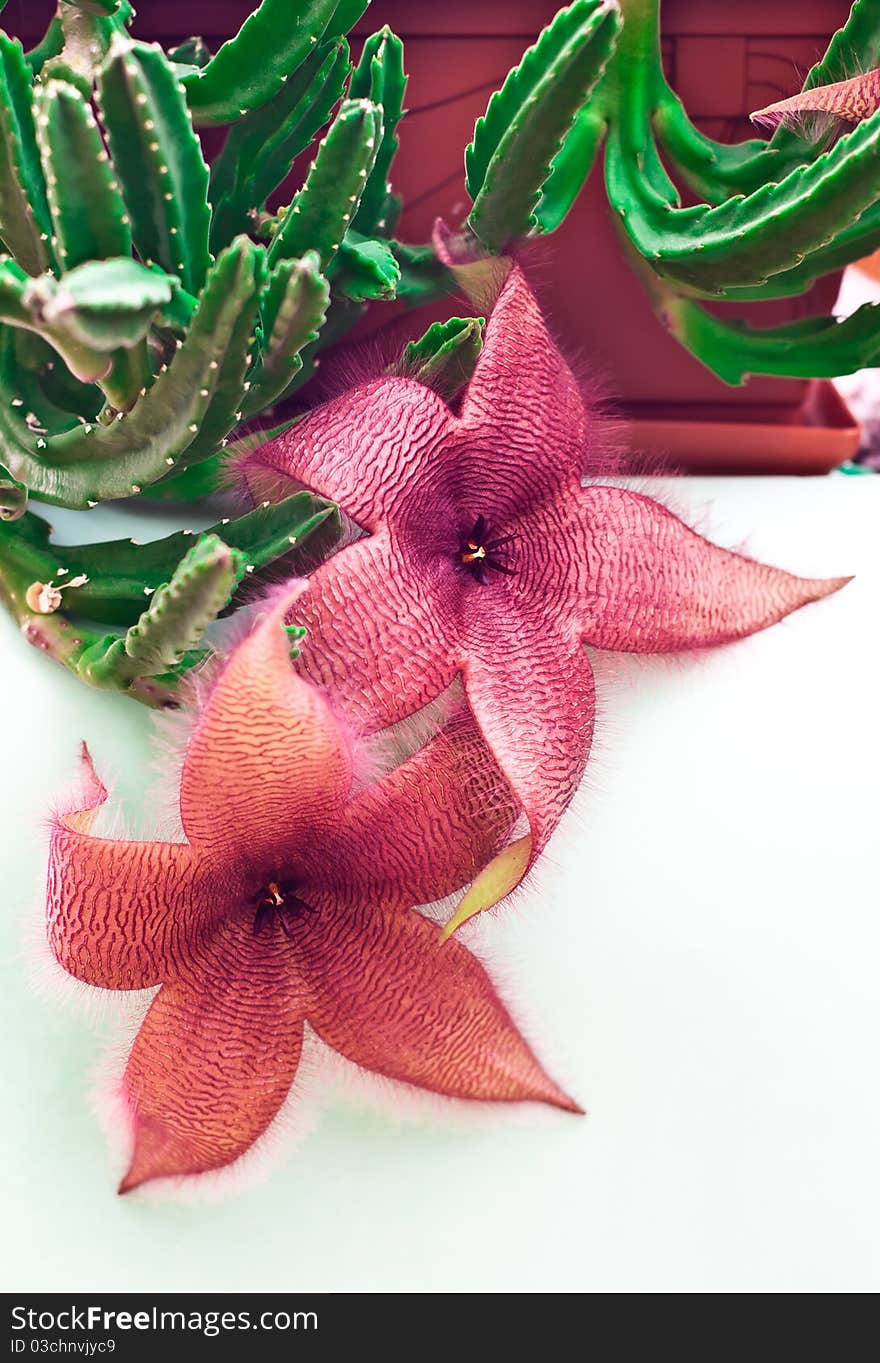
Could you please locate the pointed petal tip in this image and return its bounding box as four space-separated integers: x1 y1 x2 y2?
800 573 853 606
117 1135 190 1196
749 105 784 131
116 1118 188 1196
441 835 533 941
78 739 100 783
117 1161 150 1196
520 1064 584 1115
117 1137 165 1195
749 95 825 132
59 740 107 822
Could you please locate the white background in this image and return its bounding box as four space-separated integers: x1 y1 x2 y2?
1 475 877 1293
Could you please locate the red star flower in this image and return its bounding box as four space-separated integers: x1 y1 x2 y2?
240 261 848 928
46 586 578 1193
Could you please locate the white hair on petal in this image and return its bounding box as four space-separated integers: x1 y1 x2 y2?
88 1013 327 1205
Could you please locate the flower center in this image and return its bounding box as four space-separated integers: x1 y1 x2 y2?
251 879 317 938
458 515 516 584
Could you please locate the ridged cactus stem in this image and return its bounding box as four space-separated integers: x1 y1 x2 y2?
0 525 241 707
100 339 150 412
0 462 27 520
58 6 111 80
0 537 174 705
0 490 338 700
77 534 246 690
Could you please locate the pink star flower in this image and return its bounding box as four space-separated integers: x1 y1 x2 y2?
46 586 578 1192
240 261 848 927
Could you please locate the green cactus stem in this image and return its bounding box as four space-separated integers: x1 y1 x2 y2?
35 77 132 273
391 242 454 306
13 327 104 422
53 1 134 83
630 241 880 384
77 495 338 624
167 37 212 72
0 488 335 625
268 98 383 272
25 21 64 78
141 417 299 503
397 316 485 401
605 57 880 292
175 239 267 466
534 101 607 235
325 1 370 37
0 33 52 274
98 36 211 295
0 537 183 709
721 207 880 303
3 258 172 412
0 460 26 519
208 39 349 253
598 1 880 294
516 0 880 381
77 534 247 688
0 0 436 698
671 302 880 385
1 259 111 384
331 231 400 302
466 0 622 253
349 26 406 237
182 0 345 126
0 239 268 506
0 491 338 700
242 251 330 417
25 258 173 353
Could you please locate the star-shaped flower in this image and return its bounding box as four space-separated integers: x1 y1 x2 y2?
240 261 848 926
46 585 578 1192
752 68 880 130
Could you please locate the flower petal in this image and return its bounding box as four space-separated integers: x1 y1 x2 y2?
300 898 579 1110
751 69 880 130
440 835 532 941
320 709 519 905
239 377 457 531
180 583 353 868
459 262 588 504
118 917 306 1191
461 625 595 890
576 486 850 653
293 527 458 731
48 744 204 990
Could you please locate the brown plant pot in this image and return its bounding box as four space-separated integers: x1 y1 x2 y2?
13 0 863 470
626 381 859 475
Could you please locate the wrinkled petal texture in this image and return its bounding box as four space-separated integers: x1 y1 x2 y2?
752 68 880 129
180 584 353 870
299 897 578 1110
316 709 519 905
577 487 849 653
119 917 305 1190
462 624 595 865
291 528 458 730
242 378 458 531
47 746 206 990
459 262 588 515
